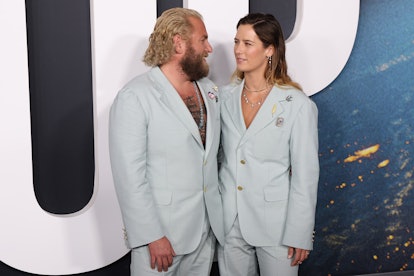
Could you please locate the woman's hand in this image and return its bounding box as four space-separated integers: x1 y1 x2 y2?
288 247 310 266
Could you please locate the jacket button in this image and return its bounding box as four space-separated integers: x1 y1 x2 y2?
237 186 243 191
240 160 246 165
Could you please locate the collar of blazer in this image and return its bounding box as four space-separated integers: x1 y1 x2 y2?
223 79 293 143
148 67 219 154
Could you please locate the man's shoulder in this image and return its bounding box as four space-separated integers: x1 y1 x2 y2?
197 77 217 89
220 82 239 92
122 70 152 91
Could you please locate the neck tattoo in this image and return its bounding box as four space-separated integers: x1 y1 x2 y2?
193 81 205 130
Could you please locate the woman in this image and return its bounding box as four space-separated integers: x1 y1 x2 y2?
218 13 319 276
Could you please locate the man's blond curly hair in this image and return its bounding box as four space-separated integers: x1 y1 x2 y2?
143 8 202 66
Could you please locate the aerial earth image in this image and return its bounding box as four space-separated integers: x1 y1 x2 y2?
300 0 414 275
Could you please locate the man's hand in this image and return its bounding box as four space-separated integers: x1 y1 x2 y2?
148 236 176 272
288 247 310 266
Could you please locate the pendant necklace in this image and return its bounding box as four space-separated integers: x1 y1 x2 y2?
243 88 270 108
193 82 205 130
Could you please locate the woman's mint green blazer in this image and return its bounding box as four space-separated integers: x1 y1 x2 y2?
219 80 319 250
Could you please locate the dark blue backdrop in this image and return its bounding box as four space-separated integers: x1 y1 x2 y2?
301 0 414 275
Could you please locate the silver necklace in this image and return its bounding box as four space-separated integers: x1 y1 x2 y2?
193 82 205 130
243 89 270 108
243 84 268 93
243 92 263 108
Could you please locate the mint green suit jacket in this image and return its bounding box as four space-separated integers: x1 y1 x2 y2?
219 80 319 250
109 67 224 254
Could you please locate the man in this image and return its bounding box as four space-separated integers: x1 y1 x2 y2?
109 8 224 275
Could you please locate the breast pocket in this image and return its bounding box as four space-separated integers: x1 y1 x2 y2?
253 127 288 160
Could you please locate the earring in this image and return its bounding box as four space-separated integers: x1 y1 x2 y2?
267 56 272 66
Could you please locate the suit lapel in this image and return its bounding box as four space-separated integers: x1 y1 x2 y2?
223 82 245 136
197 79 219 156
239 86 287 146
149 67 203 147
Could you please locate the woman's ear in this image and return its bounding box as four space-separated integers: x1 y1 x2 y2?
265 46 274 58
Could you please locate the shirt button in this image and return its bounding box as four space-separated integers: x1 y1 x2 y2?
237 186 243 191
240 160 246 165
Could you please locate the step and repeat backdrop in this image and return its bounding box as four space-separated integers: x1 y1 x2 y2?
0 0 412 275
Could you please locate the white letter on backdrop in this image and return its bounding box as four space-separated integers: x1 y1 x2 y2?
0 0 155 274
287 0 360 95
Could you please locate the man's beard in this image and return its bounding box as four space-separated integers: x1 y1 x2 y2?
180 46 209 81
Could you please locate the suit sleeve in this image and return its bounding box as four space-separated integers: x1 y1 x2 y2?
109 88 164 249
282 98 319 250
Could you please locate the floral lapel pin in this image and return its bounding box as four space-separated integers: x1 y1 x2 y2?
279 95 293 103
208 86 219 102
276 117 284 127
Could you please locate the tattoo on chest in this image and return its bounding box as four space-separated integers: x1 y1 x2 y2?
183 95 207 146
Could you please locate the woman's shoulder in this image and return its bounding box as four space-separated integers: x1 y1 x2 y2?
276 85 313 103
273 86 318 115
219 80 242 100
277 85 305 96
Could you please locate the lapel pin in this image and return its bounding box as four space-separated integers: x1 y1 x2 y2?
286 95 293 102
276 117 284 127
271 104 277 117
208 91 218 102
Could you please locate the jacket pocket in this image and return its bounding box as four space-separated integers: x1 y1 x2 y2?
263 187 288 202
153 190 173 205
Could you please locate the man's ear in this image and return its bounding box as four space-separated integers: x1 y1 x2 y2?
173 34 185 54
